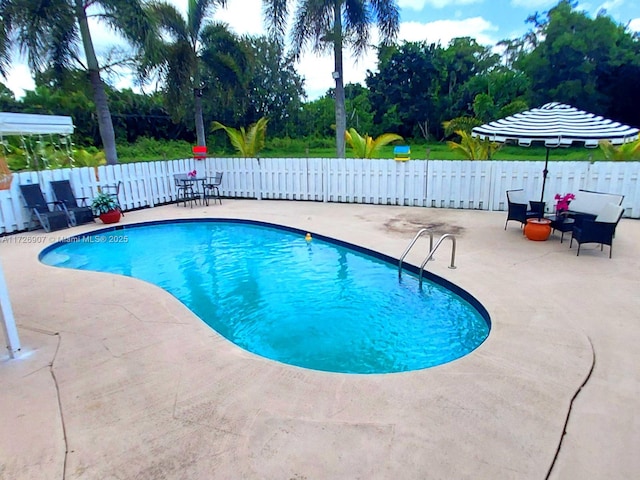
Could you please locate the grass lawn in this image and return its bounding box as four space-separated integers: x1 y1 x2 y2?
109 138 609 163
258 142 607 162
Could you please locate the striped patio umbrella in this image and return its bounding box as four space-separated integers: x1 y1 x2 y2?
471 102 639 201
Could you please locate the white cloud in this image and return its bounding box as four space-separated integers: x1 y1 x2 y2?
400 17 499 47
597 0 625 12
629 18 640 31
399 0 483 10
213 0 265 36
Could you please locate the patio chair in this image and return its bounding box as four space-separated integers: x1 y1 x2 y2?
570 203 624 258
19 183 69 232
203 172 223 206
50 180 95 227
173 173 200 207
505 189 546 231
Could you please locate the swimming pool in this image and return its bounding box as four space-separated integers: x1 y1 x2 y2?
40 219 490 374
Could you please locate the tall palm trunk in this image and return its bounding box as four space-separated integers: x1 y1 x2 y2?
74 0 118 165
333 1 346 158
194 88 206 147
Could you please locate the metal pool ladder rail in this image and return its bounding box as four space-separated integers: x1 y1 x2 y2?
398 230 457 287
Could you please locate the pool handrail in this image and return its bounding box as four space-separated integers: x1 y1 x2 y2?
398 228 434 279
418 234 457 288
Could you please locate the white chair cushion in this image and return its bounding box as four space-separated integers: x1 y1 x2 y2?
570 191 624 216
508 190 527 204
595 203 623 223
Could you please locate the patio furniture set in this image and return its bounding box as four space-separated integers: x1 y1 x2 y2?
173 172 223 208
18 180 123 233
19 171 225 233
505 189 625 258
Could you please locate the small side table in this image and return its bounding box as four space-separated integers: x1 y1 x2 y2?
524 218 552 241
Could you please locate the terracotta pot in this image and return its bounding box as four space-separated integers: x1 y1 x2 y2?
524 218 551 241
99 209 121 224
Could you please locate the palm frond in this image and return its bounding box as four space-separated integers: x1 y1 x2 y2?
599 138 640 161
447 130 500 160
212 117 268 158
345 128 403 158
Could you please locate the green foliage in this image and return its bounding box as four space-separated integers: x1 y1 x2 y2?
367 38 503 141
344 128 403 159
141 0 237 145
73 148 106 168
442 117 483 136
91 192 119 215
516 0 640 124
241 36 306 137
211 117 269 157
447 130 501 160
599 139 640 161
116 138 193 162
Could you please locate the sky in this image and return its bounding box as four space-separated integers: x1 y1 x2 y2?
4 0 640 101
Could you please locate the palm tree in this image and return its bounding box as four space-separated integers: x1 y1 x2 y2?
142 0 245 148
344 128 402 159
261 0 400 158
447 130 501 160
0 0 153 165
211 117 268 158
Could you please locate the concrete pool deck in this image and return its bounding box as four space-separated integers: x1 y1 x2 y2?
1 200 638 479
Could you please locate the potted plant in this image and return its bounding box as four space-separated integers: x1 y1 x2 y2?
91 192 121 224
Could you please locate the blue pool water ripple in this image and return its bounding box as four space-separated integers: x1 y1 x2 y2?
40 221 490 373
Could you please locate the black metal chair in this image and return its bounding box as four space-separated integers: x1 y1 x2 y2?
173 173 200 207
505 189 545 231
50 180 95 227
19 183 69 232
203 172 223 206
570 203 624 258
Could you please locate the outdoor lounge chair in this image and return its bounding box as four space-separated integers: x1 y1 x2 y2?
570 202 624 258
19 183 69 232
505 189 546 230
50 180 95 227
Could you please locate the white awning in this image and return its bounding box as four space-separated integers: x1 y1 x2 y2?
0 112 74 136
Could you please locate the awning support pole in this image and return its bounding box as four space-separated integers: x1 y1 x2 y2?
0 261 20 358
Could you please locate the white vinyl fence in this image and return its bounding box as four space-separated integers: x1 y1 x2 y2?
1 157 639 234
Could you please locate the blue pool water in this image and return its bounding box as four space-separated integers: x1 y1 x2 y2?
40 220 490 374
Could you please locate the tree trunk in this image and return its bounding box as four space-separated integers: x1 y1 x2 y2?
75 0 118 165
194 88 206 147
333 1 346 158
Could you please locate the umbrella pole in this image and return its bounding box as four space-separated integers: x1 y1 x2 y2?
540 147 550 203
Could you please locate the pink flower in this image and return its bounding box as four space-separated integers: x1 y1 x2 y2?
188 169 197 178
555 192 575 212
